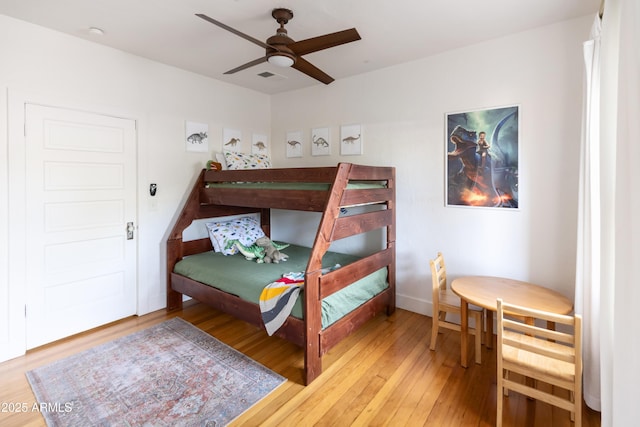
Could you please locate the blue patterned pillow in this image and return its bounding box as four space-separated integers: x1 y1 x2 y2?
224 151 271 170
206 217 266 255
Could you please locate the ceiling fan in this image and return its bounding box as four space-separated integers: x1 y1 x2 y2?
196 8 361 84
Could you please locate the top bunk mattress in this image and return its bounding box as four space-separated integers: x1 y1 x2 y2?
205 181 385 190
173 243 389 329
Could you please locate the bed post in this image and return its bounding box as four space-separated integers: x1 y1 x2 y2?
304 163 352 385
166 170 206 311
260 208 271 236
387 167 396 315
304 269 323 385
166 238 183 311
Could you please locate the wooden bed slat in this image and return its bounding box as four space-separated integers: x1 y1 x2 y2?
320 288 392 353
195 199 260 218
347 164 395 181
332 210 393 241
182 238 212 257
341 187 393 207
171 273 306 347
319 248 394 299
201 188 329 212
204 166 337 183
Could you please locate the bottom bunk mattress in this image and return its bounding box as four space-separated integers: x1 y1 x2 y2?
173 243 389 329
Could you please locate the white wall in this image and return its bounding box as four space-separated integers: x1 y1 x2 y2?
0 15 270 359
270 16 592 315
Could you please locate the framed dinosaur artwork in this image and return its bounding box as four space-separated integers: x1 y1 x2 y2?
445 105 519 209
223 128 242 152
252 133 268 155
340 124 362 155
185 121 209 152
286 130 303 158
311 127 330 156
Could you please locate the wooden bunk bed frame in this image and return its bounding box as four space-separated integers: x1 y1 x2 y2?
166 162 396 384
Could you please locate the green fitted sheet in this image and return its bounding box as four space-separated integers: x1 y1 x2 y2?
205 181 384 190
173 244 388 328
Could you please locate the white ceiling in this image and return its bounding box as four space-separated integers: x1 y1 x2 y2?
0 0 600 94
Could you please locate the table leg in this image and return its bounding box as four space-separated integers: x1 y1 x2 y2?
485 310 493 349
547 320 556 334
460 299 468 368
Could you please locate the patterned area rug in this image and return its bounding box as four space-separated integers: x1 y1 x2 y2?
26 317 285 426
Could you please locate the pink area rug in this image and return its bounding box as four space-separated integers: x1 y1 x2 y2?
26 317 285 426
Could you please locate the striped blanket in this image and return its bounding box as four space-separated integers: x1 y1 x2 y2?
259 265 340 336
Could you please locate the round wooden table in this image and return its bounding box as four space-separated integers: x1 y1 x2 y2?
451 276 573 367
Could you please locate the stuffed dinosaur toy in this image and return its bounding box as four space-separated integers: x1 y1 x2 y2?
228 238 289 263
256 236 289 263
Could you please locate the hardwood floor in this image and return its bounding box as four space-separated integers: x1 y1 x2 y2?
0 301 601 426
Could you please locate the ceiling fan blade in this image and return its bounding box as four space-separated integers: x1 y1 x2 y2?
196 13 273 50
224 57 268 74
292 57 334 85
289 28 361 56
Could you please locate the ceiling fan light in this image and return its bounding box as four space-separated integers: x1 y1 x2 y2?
268 54 294 67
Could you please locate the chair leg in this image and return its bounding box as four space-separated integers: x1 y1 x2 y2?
503 370 509 396
569 390 580 424
474 312 482 364
575 395 582 427
430 315 439 351
497 375 504 427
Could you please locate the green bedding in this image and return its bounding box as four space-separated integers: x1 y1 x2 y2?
173 244 388 328
205 182 384 190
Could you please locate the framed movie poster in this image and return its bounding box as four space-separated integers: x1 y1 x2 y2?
445 105 519 209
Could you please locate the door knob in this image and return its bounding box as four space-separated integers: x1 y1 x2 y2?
126 222 134 240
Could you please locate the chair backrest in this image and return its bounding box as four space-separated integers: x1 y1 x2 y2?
429 252 447 314
497 298 582 381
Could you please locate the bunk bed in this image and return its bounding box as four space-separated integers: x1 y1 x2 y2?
166 162 396 384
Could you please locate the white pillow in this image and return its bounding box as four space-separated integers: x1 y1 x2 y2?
224 151 271 170
205 216 266 255
214 153 228 170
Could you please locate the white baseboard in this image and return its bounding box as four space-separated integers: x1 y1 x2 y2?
396 293 432 317
395 292 491 331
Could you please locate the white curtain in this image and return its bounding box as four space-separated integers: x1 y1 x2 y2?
576 13 602 413
577 0 640 424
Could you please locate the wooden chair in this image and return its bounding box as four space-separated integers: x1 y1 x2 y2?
496 298 582 427
429 252 483 364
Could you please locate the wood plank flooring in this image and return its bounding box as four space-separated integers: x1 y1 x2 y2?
0 301 601 426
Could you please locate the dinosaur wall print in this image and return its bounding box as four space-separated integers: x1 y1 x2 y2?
445 105 519 209
187 132 207 144
340 124 363 155
252 133 268 154
223 128 242 152
313 135 329 147
286 130 303 158
341 134 360 144
185 121 208 152
311 127 330 156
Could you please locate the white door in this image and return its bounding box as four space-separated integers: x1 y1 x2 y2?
25 104 137 349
